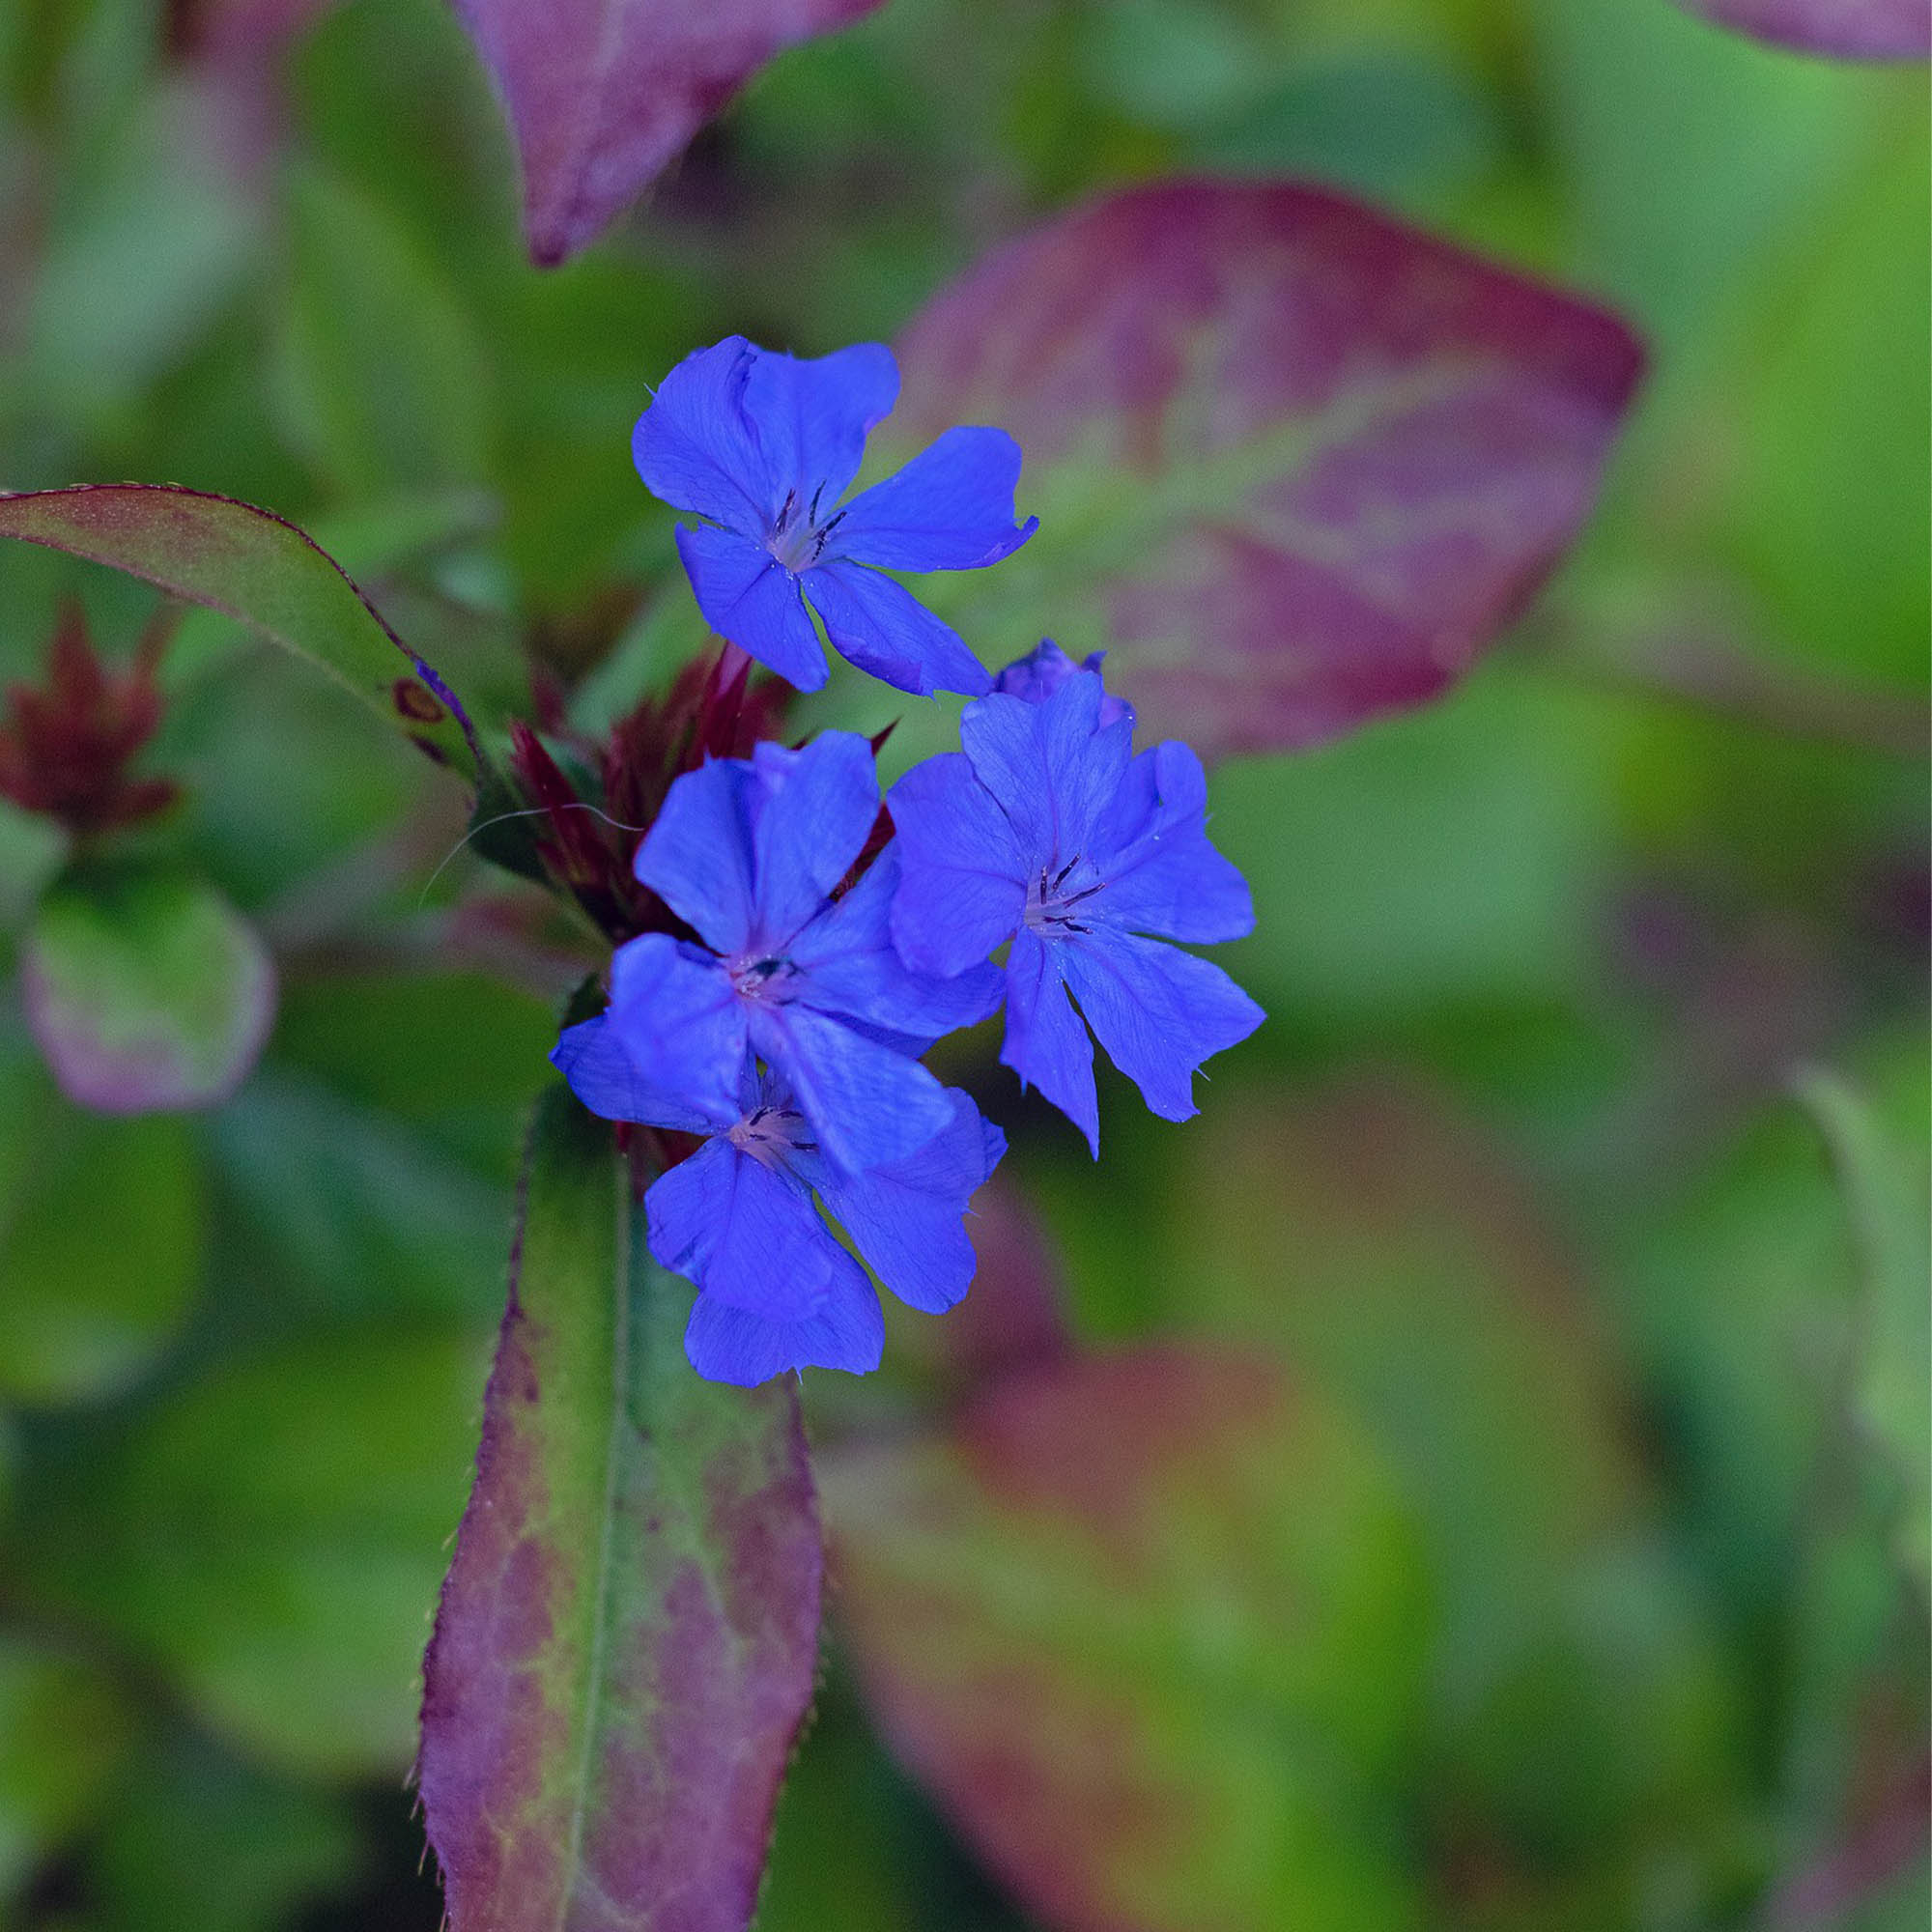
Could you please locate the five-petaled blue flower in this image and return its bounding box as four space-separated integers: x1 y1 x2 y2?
633 336 1037 698
643 1063 1004 1384
888 642 1264 1154
552 729 1001 1179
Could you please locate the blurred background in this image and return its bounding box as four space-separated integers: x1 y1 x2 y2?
0 0 1925 1926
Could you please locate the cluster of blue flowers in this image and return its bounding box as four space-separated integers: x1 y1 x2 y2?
556 336 1263 1384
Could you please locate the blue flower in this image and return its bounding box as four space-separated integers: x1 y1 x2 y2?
551 729 1002 1177
990 637 1132 727
887 642 1264 1154
551 1041 1005 1384
634 337 1037 698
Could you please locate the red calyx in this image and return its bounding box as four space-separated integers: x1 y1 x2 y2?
0 603 181 836
508 643 795 944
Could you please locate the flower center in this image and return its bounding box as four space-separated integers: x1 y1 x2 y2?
729 952 800 1003
1023 857 1103 937
766 483 845 574
726 1103 815 1163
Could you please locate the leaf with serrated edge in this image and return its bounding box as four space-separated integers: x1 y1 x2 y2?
0 485 483 781
418 1087 822 1932
886 179 1643 761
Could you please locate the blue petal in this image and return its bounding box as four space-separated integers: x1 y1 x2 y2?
830 426 1037 572
993 639 1135 730
684 1256 883 1384
886 753 1028 978
644 1138 832 1321
550 1015 724 1133
632 338 770 532
602 933 747 1125
749 732 881 949
1000 928 1099 1156
1059 929 1264 1123
801 560 992 698
674 525 827 693
1089 741 1255 945
789 848 1005 1039
751 1000 957 1175
742 342 898 510
811 1090 1006 1314
633 755 757 953
958 670 1133 863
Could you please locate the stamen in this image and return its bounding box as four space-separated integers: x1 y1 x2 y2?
810 508 848 559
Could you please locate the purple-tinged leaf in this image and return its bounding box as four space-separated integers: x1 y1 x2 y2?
885 1174 1071 1396
418 1087 822 1932
1676 0 1928 58
23 867 274 1115
450 0 888 267
0 486 483 782
823 1348 1428 1932
886 180 1645 761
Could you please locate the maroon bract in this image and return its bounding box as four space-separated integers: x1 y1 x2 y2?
508 646 792 943
449 0 888 266
888 180 1645 762
0 605 180 835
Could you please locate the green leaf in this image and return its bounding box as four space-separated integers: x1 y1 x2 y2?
23 865 274 1116
0 1637 135 1896
23 74 261 416
0 485 485 781
1731 115 1931 690
0 797 67 932
272 166 497 501
1166 1081 1743 1868
0 1039 204 1406
21 1324 491 1780
1796 1063 1932 1588
1208 668 1618 1017
210 1071 514 1323
417 1086 824 1932
88 1731 364 1932
823 1349 1429 1932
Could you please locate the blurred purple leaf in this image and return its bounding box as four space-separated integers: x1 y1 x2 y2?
888 180 1645 760
0 487 483 781
887 1174 1072 1395
23 867 274 1115
418 1087 822 1932
448 0 888 266
1676 0 1928 58
824 1347 1428 1932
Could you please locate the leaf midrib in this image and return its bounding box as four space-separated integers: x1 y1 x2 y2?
556 1160 633 1930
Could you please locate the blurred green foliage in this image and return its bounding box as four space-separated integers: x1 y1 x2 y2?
0 0 1923 1926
